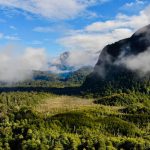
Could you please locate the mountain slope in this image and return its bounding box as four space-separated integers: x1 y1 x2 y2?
83 24 150 95
65 66 93 84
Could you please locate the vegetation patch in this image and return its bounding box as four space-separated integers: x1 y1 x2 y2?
94 93 150 106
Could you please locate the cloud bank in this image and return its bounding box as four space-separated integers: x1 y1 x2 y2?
0 45 48 83
118 48 150 75
58 4 150 68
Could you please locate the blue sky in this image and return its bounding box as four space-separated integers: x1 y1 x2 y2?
0 0 149 69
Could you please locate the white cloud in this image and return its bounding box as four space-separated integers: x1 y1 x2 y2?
85 10 149 32
58 5 150 68
118 48 150 75
0 45 48 83
60 28 133 52
57 29 132 68
0 0 109 20
65 50 98 67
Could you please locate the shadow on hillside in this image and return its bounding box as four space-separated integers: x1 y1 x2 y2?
0 86 82 96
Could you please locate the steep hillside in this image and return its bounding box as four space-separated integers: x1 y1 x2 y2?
65 66 93 84
83 24 150 95
33 66 93 85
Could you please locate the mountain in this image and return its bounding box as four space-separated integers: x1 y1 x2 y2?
82 24 150 95
65 66 93 84
33 66 93 84
48 51 75 73
33 71 59 81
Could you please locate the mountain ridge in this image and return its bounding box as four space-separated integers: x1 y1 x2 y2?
82 24 150 95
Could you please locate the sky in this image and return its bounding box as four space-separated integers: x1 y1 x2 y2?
0 0 150 73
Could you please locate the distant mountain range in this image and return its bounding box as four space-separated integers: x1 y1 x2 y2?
83 24 150 95
48 51 75 74
33 66 93 85
34 50 93 85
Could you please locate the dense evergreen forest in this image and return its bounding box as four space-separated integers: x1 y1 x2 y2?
0 81 150 150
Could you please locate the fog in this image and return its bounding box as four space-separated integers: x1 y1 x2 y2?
0 45 48 83
118 47 150 76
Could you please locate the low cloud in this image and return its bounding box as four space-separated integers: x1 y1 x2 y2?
58 28 133 69
61 50 98 68
118 48 150 75
58 4 150 68
0 45 48 83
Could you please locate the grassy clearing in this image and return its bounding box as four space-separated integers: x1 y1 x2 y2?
34 95 123 117
34 95 96 114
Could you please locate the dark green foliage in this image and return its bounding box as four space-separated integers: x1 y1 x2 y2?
121 103 150 114
94 93 135 106
0 85 149 149
0 96 150 150
82 68 150 97
0 92 50 109
66 66 93 85
94 92 150 106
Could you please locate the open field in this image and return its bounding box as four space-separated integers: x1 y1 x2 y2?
34 95 96 114
34 95 123 115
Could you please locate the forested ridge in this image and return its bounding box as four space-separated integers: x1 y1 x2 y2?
0 91 150 149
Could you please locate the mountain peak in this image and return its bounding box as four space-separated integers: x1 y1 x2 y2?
82 24 150 95
132 24 150 38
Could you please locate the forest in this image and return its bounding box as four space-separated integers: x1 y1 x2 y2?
0 77 150 150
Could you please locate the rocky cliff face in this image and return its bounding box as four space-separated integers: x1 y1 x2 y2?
83 25 150 95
